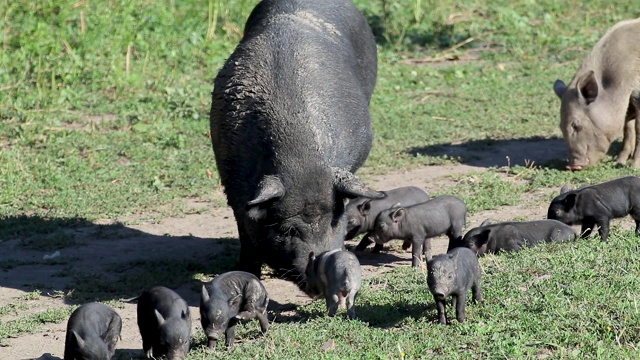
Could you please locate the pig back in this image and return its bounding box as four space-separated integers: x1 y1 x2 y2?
210 0 378 211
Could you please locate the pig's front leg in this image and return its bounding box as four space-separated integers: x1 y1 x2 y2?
224 318 239 348
423 237 432 262
435 298 447 325
596 218 611 242
411 236 423 268
454 293 466 323
580 219 596 238
617 119 635 164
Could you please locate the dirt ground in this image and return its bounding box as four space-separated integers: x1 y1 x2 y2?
2 138 630 360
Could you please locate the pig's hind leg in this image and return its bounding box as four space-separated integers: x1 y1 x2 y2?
472 280 483 303
326 294 340 317
345 290 358 319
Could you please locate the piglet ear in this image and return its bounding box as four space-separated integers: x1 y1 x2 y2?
308 252 316 262
391 208 405 222
479 219 492 227
560 184 571 194
72 331 85 348
563 193 577 211
154 309 166 326
201 285 210 303
479 229 492 245
358 200 372 216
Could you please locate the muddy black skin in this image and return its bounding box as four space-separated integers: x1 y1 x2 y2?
137 286 191 360
200 271 269 349
210 0 383 285
346 186 430 252
64 303 122 360
368 195 467 267
547 176 640 242
427 247 482 325
450 219 578 255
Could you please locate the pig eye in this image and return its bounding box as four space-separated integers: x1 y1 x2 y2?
572 122 583 132
348 218 356 225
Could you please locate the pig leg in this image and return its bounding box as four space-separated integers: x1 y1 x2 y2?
423 238 432 262
257 312 269 333
580 219 596 238
371 243 384 253
235 310 257 320
345 292 357 319
596 218 610 242
355 236 373 251
237 225 263 276
434 298 447 325
617 119 635 164
630 104 640 167
224 319 239 348
472 281 483 303
455 293 467 323
326 294 340 317
411 238 423 268
142 340 153 358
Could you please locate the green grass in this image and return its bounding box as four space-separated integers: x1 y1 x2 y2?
176 232 640 359
3 0 640 357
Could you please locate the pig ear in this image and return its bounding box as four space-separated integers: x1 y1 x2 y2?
155 309 166 326
391 207 405 222
72 330 85 348
181 308 189 320
577 70 598 105
358 199 372 216
479 229 492 245
560 184 571 194
201 285 210 303
247 175 285 220
563 193 577 211
479 219 492 227
333 168 384 199
553 79 568 98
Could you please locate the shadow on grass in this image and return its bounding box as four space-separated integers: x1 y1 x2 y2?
360 301 435 328
407 136 568 169
0 215 239 307
362 8 475 51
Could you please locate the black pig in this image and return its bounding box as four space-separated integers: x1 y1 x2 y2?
547 176 640 241
427 247 482 325
137 286 191 360
209 0 383 285
368 195 467 267
346 186 430 252
64 302 121 360
454 219 578 255
200 271 269 349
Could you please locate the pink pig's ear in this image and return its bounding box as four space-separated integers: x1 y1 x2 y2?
391 208 405 222
577 70 598 105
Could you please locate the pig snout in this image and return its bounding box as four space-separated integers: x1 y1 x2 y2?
566 164 583 171
433 291 446 300
168 348 187 360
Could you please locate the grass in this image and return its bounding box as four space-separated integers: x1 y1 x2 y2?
2 0 640 357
